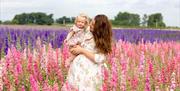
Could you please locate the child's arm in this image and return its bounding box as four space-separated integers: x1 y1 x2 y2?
64 31 75 43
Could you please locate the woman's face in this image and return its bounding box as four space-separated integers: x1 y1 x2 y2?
90 19 95 32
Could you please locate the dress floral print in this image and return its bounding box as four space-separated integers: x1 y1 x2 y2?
62 30 106 91
66 25 86 46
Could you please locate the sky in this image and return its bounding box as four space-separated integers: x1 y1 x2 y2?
0 0 180 27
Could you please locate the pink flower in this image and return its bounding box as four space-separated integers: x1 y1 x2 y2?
42 80 50 91
139 52 145 76
148 59 153 75
57 69 64 84
131 76 138 90
161 67 166 84
170 72 176 91
21 85 25 91
62 43 70 64
110 58 118 89
120 58 127 91
145 73 151 91
52 83 59 91
30 74 39 91
101 66 109 91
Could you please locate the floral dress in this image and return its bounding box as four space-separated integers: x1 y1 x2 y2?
66 25 86 46
62 30 106 91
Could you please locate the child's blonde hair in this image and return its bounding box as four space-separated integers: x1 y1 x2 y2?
75 13 90 28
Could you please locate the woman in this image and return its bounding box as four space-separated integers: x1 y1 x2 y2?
62 14 112 91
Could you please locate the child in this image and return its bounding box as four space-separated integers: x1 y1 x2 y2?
64 13 90 67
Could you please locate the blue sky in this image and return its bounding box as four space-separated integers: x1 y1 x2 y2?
0 0 180 27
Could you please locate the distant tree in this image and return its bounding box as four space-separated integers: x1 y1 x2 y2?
142 14 148 27
56 16 71 24
70 17 76 23
147 13 166 27
0 20 2 24
12 12 54 25
3 20 12 24
12 13 26 24
33 12 54 25
113 12 140 26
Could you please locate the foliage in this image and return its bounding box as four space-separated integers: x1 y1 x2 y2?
12 12 54 25
141 14 148 27
56 16 75 24
147 13 166 28
113 12 140 27
2 21 13 25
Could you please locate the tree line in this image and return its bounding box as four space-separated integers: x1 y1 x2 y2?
0 12 166 28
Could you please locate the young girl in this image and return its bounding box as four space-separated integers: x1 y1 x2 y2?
64 13 90 67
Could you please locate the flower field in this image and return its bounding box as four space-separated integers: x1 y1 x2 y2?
0 25 180 91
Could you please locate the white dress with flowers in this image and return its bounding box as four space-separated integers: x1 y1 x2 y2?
66 25 85 46
63 30 106 91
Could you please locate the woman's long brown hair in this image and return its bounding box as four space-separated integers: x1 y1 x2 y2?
92 14 112 54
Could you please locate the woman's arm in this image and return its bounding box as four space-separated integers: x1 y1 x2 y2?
81 48 96 63
70 45 106 64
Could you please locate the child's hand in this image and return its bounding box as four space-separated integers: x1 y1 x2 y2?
64 39 68 44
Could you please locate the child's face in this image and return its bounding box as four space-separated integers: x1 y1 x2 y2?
76 17 86 29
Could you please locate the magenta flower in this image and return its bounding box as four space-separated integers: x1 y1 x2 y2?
29 74 39 91
145 73 151 91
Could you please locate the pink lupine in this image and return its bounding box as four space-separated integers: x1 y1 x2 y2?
16 63 23 75
139 51 145 76
145 73 151 91
57 69 64 84
14 62 23 86
161 67 166 84
101 83 108 91
130 76 138 90
52 83 59 91
42 80 50 91
29 74 39 91
27 48 33 73
62 43 70 64
155 71 161 90
170 72 176 91
55 48 60 66
120 57 127 91
33 61 43 82
21 85 25 91
47 43 54 62
1 38 180 90
5 48 13 71
148 59 153 76
40 44 48 73
110 58 118 89
2 76 11 90
101 65 109 91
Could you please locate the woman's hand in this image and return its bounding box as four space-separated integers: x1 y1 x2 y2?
70 45 84 55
